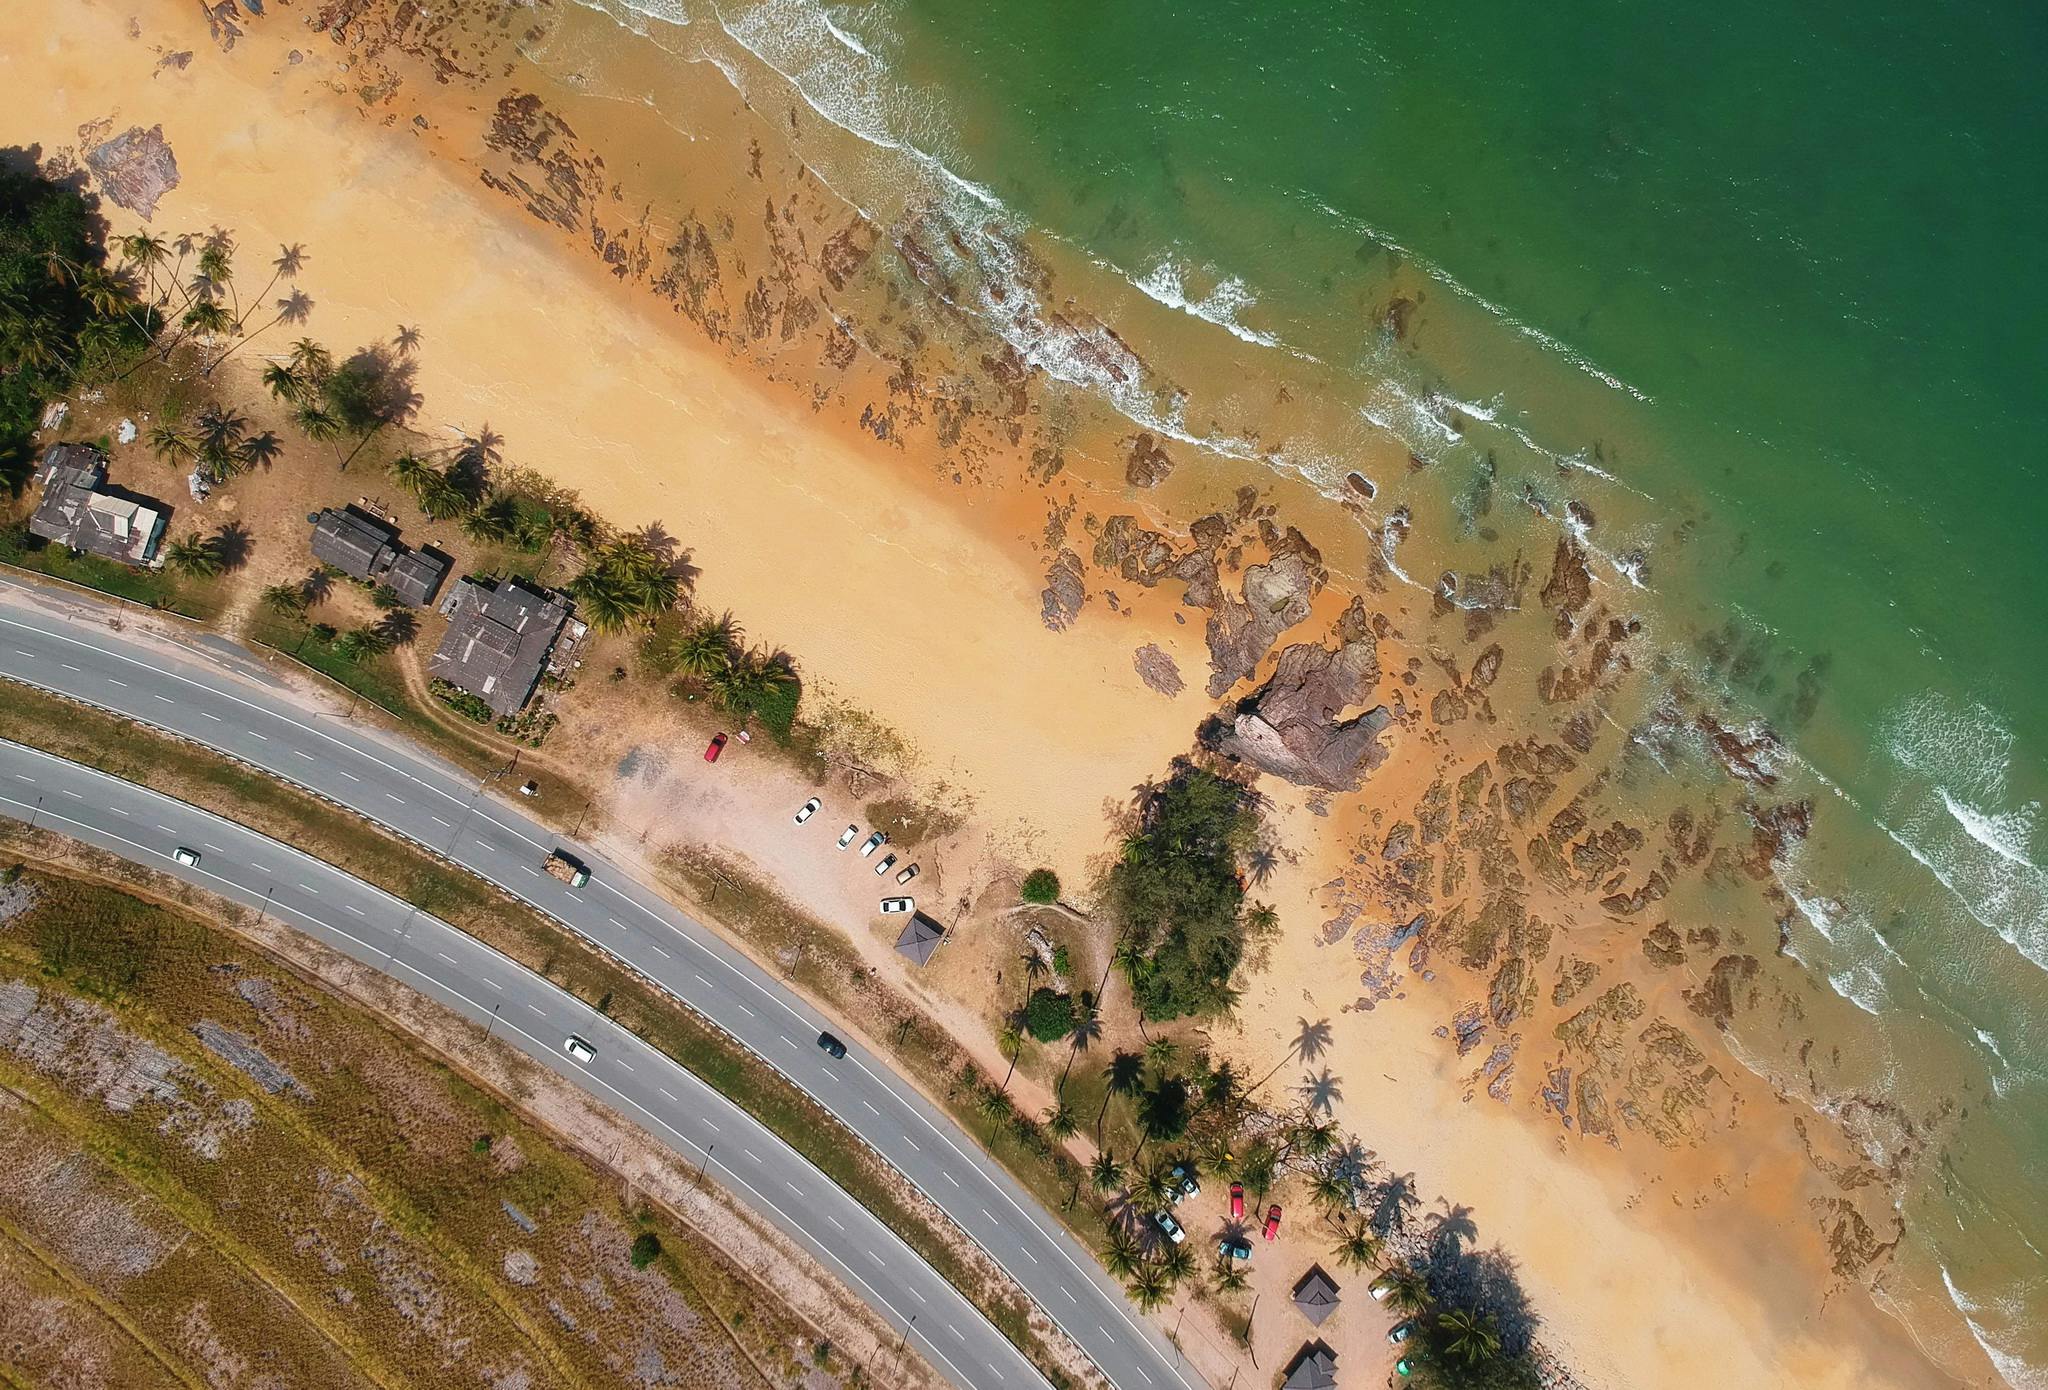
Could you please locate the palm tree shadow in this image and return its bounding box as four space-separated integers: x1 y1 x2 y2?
208 521 253 572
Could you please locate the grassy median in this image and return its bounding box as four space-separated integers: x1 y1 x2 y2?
0 677 1069 1385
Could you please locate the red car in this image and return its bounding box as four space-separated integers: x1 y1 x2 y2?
704 732 728 762
1263 1204 1283 1241
1230 1182 1244 1220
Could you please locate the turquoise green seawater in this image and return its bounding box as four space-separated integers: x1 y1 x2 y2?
551 0 2047 1376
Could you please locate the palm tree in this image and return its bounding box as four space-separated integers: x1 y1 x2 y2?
462 494 520 543
1126 1263 1169 1312
180 297 232 342
1133 1160 1176 1213
1196 1131 1238 1180
670 617 736 678
1332 1220 1383 1272
1042 1100 1078 1143
261 360 308 406
1244 901 1279 935
1145 1036 1179 1073
1089 1150 1125 1194
1380 1264 1433 1316
389 451 433 495
118 231 170 304
147 422 197 469
207 287 314 374
1439 1308 1502 1367
1211 1254 1248 1294
164 535 223 578
73 266 130 320
1310 1165 1352 1216
996 1019 1024 1093
1098 1050 1143 1136
1158 1243 1195 1288
1100 1229 1140 1281
376 609 420 647
976 1085 1012 1129
260 583 306 616
288 337 333 382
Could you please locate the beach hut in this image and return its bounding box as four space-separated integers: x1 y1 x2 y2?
1281 1340 1338 1389
1292 1265 1341 1326
894 913 944 967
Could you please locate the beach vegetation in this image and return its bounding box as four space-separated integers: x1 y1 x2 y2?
1023 986 1076 1042
1 158 157 491
628 1230 663 1269
1021 867 1061 904
1100 760 1262 1020
568 533 681 633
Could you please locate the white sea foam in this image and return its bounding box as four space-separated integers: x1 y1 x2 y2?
1942 790 2039 867
819 9 869 57
1128 259 1284 349
1940 1266 2048 1390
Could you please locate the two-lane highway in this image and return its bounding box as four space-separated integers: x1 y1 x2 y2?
0 578 1200 1390
0 738 1020 1389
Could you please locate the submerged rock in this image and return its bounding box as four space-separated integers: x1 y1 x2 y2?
1123 431 1175 488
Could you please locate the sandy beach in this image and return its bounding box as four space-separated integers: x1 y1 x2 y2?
0 2 1997 1387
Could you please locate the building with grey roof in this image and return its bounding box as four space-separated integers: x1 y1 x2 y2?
1282 1341 1338 1390
29 443 166 567
428 576 576 719
1292 1266 1341 1326
894 913 945 966
306 506 448 607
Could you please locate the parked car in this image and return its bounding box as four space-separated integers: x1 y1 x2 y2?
563 1035 597 1064
816 1032 848 1058
880 897 915 914
1263 1204 1283 1241
704 732 728 762
1396 1357 1418 1378
1169 1163 1200 1202
1388 1322 1417 1347
1229 1181 1244 1220
859 831 887 857
1153 1211 1186 1245
874 853 898 875
173 847 201 867
794 797 820 824
895 863 920 885
518 780 539 797
1369 1274 1397 1302
1218 1236 1253 1261
837 824 860 848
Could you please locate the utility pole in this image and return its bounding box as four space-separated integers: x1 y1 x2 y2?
484 1001 501 1041
696 1143 714 1184
26 795 42 829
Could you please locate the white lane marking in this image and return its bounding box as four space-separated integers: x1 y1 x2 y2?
735 1003 756 1018
203 844 224 853
617 1059 634 1074
785 1180 802 1196
430 815 451 827
486 978 502 991
981 1209 997 1225
692 973 713 988
942 1171 957 1187
384 793 404 804
607 916 626 930
346 905 365 916
950 1326 966 1343
905 1135 921 1152
10 773 32 783
520 865 541 877
292 749 314 761
247 730 267 740
866 1250 885 1267
199 710 221 722
702 1117 719 1134
155 824 174 833
1060 1288 1076 1305
826 1213 846 1231
152 694 174 704
744 1148 762 1164
659 1087 677 1102
105 678 127 687
651 944 670 958
436 951 457 965
526 1004 545 1016
1022 1246 1039 1264
59 662 81 672
337 770 361 782
60 788 81 798
861 1100 879 1116
299 883 320 895
910 1286 926 1304
109 806 129 816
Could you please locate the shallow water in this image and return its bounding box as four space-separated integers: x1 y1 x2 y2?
531 0 2048 1376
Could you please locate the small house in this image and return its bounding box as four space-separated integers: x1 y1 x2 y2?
1281 1341 1338 1390
29 443 166 566
894 913 945 967
428 576 574 719
308 506 398 580
1291 1266 1341 1326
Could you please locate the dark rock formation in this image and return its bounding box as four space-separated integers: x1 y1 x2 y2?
1203 551 1320 697
84 126 180 219
1132 644 1184 697
1039 548 1085 632
1123 432 1175 488
1206 600 1390 789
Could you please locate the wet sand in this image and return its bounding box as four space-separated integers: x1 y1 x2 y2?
0 2 1985 1386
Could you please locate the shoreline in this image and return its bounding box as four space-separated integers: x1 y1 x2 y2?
1 3 2011 1388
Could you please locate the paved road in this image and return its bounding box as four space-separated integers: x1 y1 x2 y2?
0 579 1201 1390
0 738 1023 1389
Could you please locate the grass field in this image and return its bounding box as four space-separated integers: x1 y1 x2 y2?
0 868 849 1389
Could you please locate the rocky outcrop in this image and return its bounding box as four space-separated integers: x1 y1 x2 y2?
1203 551 1319 697
1206 599 1390 789
1039 548 1085 632
1132 644 1184 697
1123 432 1175 488
1539 538 1593 620
84 126 180 218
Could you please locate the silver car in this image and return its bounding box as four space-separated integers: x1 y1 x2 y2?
859 831 887 858
794 797 821 825
837 824 859 849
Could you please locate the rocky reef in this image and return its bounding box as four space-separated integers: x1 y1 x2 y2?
1205 598 1391 790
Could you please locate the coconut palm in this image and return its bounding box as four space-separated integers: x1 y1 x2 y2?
1310 1165 1353 1215
147 422 197 469
1145 1036 1179 1072
462 494 520 543
1211 1254 1249 1294
416 468 475 521
1244 901 1279 935
570 577 637 635
261 360 308 406
1331 1220 1383 1272
1379 1264 1433 1316
1100 1229 1140 1280
375 609 420 647
180 297 232 341
1089 1150 1125 1194
1126 1263 1169 1312
1439 1308 1502 1367
1133 1160 1176 1213
118 231 170 302
295 403 345 462
1043 1100 1078 1142
207 288 314 375
670 616 737 678
260 582 306 616
1159 1243 1195 1288
73 266 131 320
288 337 333 382
976 1085 1012 1128
164 535 223 578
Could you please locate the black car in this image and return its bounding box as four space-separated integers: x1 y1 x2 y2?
817 1031 848 1059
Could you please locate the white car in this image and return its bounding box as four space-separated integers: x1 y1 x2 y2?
1154 1211 1187 1245
880 897 914 914
173 847 201 867
895 863 920 886
874 853 898 876
837 824 860 849
563 1035 597 1064
859 831 887 858
794 797 821 825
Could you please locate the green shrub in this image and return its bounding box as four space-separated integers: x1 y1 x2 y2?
1023 987 1075 1043
428 678 494 725
1021 868 1061 904
629 1231 662 1269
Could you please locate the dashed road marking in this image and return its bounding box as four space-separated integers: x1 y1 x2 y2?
247 730 267 740
526 1003 545 1016
199 711 221 722
337 770 360 782
659 1087 677 1102
108 806 129 816
292 749 315 761
436 951 457 965
430 815 451 827
346 905 365 916
299 883 320 895
152 694 174 704
106 678 127 688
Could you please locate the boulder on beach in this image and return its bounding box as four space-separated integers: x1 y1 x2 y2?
1206 598 1391 790
84 125 180 218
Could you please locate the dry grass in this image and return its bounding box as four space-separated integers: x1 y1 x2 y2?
0 867 843 1389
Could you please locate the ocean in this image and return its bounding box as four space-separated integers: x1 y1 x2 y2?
528 0 2046 1378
